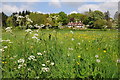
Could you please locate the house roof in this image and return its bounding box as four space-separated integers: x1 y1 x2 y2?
67 22 83 26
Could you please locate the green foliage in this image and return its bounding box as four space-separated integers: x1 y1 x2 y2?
29 12 48 25
2 29 119 78
6 16 14 27
104 11 110 21
94 19 107 29
48 13 59 26
2 10 118 29
1 12 8 27
68 13 87 23
106 21 112 29
58 11 68 25
84 10 105 28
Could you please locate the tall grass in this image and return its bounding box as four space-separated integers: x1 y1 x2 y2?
1 29 119 78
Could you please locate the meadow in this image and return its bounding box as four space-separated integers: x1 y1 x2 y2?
1 28 119 79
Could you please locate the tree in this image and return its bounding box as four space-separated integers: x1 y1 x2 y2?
6 16 14 27
68 13 86 23
104 11 110 21
1 12 8 27
89 8 92 13
29 12 48 25
94 19 106 29
93 10 104 20
118 13 120 29
106 21 112 29
83 10 105 28
58 11 68 25
114 11 119 20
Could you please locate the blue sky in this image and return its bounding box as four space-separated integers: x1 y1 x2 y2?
1 2 118 17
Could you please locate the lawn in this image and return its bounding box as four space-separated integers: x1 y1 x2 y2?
1 29 119 79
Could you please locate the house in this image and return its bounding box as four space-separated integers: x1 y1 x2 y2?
67 21 84 28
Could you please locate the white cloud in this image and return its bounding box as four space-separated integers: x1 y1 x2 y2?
2 4 33 15
77 2 118 17
2 5 23 15
60 0 119 2
0 3 2 13
1 0 119 2
2 0 49 2
49 0 61 8
37 11 46 14
70 11 78 14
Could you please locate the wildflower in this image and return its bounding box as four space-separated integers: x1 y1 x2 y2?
0 49 4 52
103 50 106 53
28 68 31 71
25 29 32 33
117 59 120 63
41 67 50 72
73 59 75 61
71 38 74 41
27 18 33 23
37 52 42 55
32 36 38 39
10 57 14 59
44 51 46 53
9 42 13 43
35 76 39 79
5 27 12 32
96 59 100 63
4 46 8 49
67 54 70 57
46 60 50 63
50 62 55 66
34 33 38 36
2 61 7 64
28 55 35 60
78 43 80 45
70 31 74 34
35 30 39 32
1 39 10 42
28 25 33 28
78 55 81 58
18 59 25 63
77 62 80 65
68 48 73 51
95 55 99 58
42 64 45 66
18 64 23 69
30 46 33 49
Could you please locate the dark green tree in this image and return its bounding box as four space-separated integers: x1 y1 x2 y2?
58 11 68 25
104 11 110 21
2 12 8 27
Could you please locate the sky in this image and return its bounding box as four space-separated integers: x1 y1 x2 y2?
1 0 119 18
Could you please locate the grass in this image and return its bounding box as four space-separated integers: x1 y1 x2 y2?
1 29 119 79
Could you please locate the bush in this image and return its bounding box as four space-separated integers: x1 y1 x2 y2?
94 19 106 29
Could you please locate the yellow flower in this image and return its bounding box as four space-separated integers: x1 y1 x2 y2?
78 55 81 58
2 62 4 63
30 46 33 49
5 62 7 63
103 50 106 53
2 61 7 64
77 62 80 65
